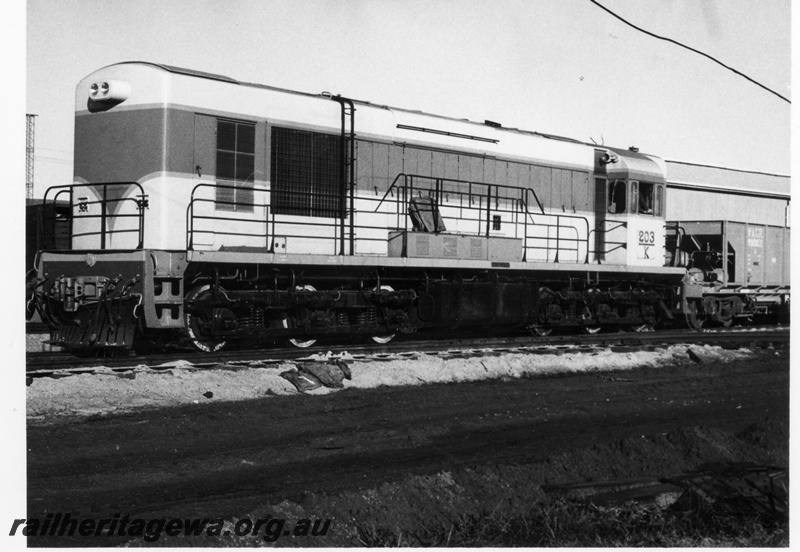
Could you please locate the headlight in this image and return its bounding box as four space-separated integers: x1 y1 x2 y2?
88 79 130 102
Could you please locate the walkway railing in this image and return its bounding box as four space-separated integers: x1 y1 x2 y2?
42 182 147 250
187 174 593 263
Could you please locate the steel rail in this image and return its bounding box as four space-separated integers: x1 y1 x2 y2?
27 326 788 375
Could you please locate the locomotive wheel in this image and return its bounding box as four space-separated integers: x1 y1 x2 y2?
286 285 318 348
580 306 601 334
288 334 317 348
371 285 396 344
685 302 705 331
535 288 561 336
719 298 737 328
184 285 227 353
720 309 734 328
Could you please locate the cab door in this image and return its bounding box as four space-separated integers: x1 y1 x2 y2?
626 181 665 267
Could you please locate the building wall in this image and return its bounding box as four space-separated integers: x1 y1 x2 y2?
665 160 790 228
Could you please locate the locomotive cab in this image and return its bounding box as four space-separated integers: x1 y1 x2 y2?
593 148 667 267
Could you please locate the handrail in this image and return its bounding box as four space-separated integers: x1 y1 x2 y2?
41 182 147 250
327 95 356 255
524 187 546 215
521 188 590 262
186 175 594 264
375 173 408 212
186 182 271 251
376 174 590 263
663 221 686 267
586 219 628 264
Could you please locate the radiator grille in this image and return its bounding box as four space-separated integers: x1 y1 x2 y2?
271 127 342 218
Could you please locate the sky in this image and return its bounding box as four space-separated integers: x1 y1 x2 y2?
21 0 792 200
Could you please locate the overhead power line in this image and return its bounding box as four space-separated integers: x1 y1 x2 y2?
588 0 790 104
35 155 73 165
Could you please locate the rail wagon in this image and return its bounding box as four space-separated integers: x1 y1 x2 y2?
33 62 780 352
26 199 70 321
667 220 790 328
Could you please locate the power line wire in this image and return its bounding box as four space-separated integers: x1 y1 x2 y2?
588 0 790 104
37 146 74 154
35 155 73 165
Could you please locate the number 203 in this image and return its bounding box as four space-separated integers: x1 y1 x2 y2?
638 230 654 244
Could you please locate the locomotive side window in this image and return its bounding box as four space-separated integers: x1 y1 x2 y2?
271 127 343 218
654 184 663 216
607 180 626 214
638 182 654 215
215 120 255 212
630 181 639 213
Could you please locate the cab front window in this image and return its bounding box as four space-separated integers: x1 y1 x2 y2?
607 180 627 214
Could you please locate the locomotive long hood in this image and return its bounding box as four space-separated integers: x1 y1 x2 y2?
605 149 666 183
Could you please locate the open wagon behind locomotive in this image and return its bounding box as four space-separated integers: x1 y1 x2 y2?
31 62 778 352
667 220 790 328
26 198 70 322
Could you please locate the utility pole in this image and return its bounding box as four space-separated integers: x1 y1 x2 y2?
26 114 37 199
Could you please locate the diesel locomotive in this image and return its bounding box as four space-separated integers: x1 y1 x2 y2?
30 62 789 352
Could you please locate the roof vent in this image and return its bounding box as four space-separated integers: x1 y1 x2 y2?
629 146 639 152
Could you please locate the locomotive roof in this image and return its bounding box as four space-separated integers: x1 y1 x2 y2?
82 61 669 182
113 61 592 147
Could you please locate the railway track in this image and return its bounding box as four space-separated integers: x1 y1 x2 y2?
26 326 789 376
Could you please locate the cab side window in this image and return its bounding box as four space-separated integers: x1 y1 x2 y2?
638 182 654 215
630 181 639 213
654 184 663 216
607 180 626 214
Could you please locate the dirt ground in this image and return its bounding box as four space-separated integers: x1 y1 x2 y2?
27 343 759 423
26 345 788 547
